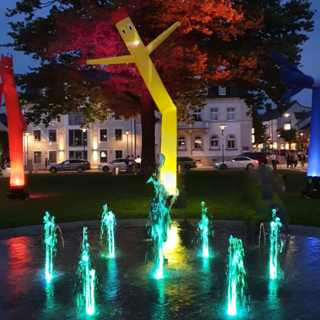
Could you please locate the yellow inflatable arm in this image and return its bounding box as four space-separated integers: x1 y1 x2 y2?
146 22 181 55
86 55 135 65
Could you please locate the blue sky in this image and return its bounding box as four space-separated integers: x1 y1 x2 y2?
0 1 319 111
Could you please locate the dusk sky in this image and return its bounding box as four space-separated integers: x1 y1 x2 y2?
0 1 319 112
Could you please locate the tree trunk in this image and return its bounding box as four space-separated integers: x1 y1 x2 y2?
139 87 156 176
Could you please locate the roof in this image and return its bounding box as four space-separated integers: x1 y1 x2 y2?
293 111 311 120
261 102 296 121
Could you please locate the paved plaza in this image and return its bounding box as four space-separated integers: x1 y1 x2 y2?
0 220 319 320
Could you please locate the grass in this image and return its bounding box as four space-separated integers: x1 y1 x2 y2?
0 170 320 229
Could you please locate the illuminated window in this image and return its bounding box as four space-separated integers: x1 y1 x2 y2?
100 150 108 162
210 108 218 121
227 108 235 121
34 130 41 142
194 136 202 149
100 129 108 142
227 135 236 149
178 137 186 149
210 135 219 149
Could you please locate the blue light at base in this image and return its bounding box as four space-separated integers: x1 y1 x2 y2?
101 204 116 258
270 209 283 280
307 88 320 177
227 236 246 316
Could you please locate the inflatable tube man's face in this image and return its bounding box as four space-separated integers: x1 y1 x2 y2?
0 56 14 81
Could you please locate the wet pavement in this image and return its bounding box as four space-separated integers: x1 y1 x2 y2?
0 222 319 320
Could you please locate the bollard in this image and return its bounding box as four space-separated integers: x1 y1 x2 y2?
112 166 120 176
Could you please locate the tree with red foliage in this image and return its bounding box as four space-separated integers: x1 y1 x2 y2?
6 0 314 174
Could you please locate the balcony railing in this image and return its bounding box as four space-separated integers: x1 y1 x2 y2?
177 121 209 129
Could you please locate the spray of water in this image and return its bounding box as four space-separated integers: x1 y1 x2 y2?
198 201 212 258
147 154 178 279
43 212 64 283
227 235 246 316
270 209 283 280
101 204 116 258
78 227 95 316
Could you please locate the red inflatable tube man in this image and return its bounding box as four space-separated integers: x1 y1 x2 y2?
0 55 28 196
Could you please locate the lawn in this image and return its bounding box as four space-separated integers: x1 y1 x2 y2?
0 170 319 229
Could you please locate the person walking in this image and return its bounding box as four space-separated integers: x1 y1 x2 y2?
271 152 277 169
300 152 306 168
285 152 290 169
293 152 298 168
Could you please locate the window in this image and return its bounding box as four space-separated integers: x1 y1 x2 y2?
210 135 219 149
34 130 41 142
34 151 42 164
100 151 108 163
194 136 202 149
114 113 122 120
227 135 235 149
49 130 57 142
115 129 123 141
49 151 57 164
210 108 218 121
100 129 108 142
178 137 186 149
69 130 87 146
115 150 123 158
68 111 85 125
69 151 87 159
219 86 226 96
193 109 202 121
227 108 235 121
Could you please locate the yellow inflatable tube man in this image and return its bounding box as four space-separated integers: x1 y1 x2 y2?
80 8 180 195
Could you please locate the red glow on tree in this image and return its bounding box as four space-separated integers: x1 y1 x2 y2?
0 55 27 188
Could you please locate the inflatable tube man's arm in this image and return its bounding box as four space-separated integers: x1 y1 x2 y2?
83 55 135 66
146 22 181 55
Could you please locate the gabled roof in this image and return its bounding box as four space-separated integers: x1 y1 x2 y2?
261 101 296 121
293 111 311 120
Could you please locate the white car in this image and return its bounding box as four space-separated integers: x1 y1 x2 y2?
215 156 259 170
98 158 127 172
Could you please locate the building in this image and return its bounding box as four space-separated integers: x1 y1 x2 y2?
260 101 310 151
23 86 253 169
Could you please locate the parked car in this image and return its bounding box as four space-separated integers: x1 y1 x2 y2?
98 158 127 172
215 156 259 170
48 159 91 173
240 152 268 164
177 157 197 170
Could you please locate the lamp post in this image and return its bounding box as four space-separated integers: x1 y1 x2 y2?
125 130 130 157
219 124 227 164
24 132 31 170
82 128 87 173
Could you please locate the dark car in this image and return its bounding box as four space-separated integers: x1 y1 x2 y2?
177 157 197 170
240 152 268 165
48 159 91 173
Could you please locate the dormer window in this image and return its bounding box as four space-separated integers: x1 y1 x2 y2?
218 86 226 96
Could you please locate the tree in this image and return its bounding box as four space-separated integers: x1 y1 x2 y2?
0 131 9 156
251 109 266 145
5 0 314 174
280 128 297 148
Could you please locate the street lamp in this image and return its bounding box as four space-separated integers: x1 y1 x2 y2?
219 124 227 164
125 130 130 157
24 132 31 170
82 128 87 172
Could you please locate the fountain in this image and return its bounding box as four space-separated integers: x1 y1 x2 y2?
78 227 95 316
148 154 178 279
227 235 246 316
101 204 116 258
43 211 64 283
198 201 213 258
270 209 283 280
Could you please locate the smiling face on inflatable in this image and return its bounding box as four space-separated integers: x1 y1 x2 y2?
111 9 144 56
0 55 14 82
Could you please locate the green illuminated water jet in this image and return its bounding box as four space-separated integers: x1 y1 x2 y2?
101 204 116 258
43 212 64 283
270 209 283 280
78 227 95 316
198 201 212 258
147 154 178 279
227 236 246 316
